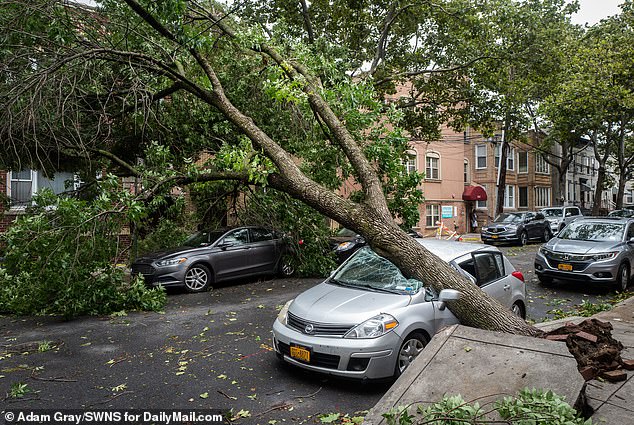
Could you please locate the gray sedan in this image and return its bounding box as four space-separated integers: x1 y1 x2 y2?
272 239 526 380
131 227 294 293
534 217 634 291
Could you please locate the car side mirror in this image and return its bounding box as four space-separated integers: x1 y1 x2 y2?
218 241 234 250
628 237 634 244
536 213 545 220
437 289 461 311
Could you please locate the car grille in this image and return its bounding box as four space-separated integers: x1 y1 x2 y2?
487 227 506 233
277 341 341 369
131 264 155 275
287 312 353 336
543 251 591 271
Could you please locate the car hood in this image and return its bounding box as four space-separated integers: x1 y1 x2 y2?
289 282 411 324
546 239 622 254
134 246 208 262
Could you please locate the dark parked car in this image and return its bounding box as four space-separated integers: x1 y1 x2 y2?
481 212 551 246
131 226 295 293
608 209 634 218
331 228 422 264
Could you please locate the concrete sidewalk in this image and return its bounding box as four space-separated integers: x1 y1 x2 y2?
363 297 634 424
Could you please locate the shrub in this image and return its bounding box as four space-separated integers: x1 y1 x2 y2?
0 189 166 319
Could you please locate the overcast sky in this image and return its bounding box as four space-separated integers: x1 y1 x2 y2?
572 0 623 25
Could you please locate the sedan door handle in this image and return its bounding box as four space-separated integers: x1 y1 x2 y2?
503 284 511 290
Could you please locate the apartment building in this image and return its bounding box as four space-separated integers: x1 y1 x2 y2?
407 128 554 235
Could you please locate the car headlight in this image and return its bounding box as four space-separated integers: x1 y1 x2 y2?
277 300 293 325
539 247 549 256
344 314 398 339
155 257 187 267
336 241 356 252
592 252 618 261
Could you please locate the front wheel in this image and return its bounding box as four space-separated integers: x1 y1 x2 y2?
277 255 295 277
615 263 630 292
184 264 211 293
519 231 528 246
395 332 428 377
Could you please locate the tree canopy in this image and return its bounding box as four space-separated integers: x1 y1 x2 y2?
0 0 587 334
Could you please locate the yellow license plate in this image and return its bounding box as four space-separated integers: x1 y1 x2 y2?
491 235 499 239
558 263 573 271
290 345 311 363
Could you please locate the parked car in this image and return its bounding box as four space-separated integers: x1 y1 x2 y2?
608 209 634 218
131 226 295 293
331 228 422 264
481 212 551 246
331 228 367 264
541 206 583 233
272 239 526 380
534 217 634 291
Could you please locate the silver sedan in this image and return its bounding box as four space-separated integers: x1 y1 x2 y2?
272 239 526 380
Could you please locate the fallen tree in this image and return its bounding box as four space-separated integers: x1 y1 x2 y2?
0 0 577 335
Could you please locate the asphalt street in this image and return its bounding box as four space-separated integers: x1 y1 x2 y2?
0 242 629 425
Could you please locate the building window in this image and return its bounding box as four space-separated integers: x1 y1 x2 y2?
627 189 634 205
535 187 551 207
8 170 35 208
507 147 515 171
7 169 76 209
518 151 528 173
519 187 528 208
535 154 550 174
494 144 515 170
426 204 441 227
504 185 515 208
425 152 440 180
476 184 487 209
475 144 487 169
464 159 470 183
403 152 417 175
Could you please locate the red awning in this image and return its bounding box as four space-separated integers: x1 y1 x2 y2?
462 185 487 201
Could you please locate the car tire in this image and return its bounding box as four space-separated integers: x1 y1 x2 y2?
511 302 526 319
519 231 528 246
395 332 428 377
277 255 295 277
537 274 553 286
542 228 551 242
183 264 212 293
615 263 630 292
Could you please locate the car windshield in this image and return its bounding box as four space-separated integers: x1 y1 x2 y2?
494 213 523 223
558 222 625 242
330 247 423 294
542 209 563 218
183 231 226 247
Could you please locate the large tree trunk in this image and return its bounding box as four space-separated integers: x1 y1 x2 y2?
593 165 607 215
495 139 509 216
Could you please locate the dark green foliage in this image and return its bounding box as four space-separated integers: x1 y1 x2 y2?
0 189 166 319
237 188 337 277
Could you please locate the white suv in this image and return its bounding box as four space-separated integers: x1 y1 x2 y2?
541 206 582 233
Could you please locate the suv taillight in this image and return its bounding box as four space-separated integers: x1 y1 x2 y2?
511 271 525 283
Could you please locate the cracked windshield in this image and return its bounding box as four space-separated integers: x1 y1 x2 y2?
331 248 423 294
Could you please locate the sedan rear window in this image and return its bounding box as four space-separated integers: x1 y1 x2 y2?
558 222 625 242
